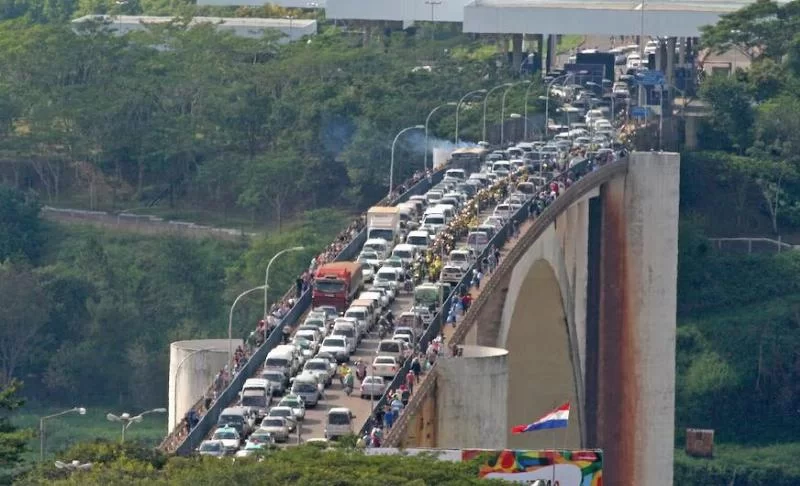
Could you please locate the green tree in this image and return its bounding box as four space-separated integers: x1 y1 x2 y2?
0 186 42 262
699 74 755 153
0 380 31 476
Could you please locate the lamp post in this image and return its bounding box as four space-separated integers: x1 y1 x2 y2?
541 73 574 137
264 246 305 321
523 81 540 141
454 89 487 144
40 407 86 461
106 408 167 443
229 285 267 367
285 15 296 41
482 83 513 143
389 125 425 198
500 81 530 146
424 102 457 171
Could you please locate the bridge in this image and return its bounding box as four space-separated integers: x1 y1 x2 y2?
381 151 680 485
163 149 680 485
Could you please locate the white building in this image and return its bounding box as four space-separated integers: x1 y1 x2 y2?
71 15 317 43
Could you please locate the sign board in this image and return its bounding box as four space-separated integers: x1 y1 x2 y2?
636 70 665 86
631 107 649 118
365 448 603 485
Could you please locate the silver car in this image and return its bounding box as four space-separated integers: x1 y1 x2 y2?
258 419 290 443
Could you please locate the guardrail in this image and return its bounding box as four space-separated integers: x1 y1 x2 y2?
380 156 629 447
170 167 451 455
707 237 799 254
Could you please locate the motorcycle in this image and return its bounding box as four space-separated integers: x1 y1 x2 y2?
344 373 354 396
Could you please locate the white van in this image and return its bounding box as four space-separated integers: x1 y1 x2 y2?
405 230 431 251
363 238 390 260
331 322 358 353
431 204 455 221
264 348 296 376
445 168 466 181
492 161 511 176
425 190 444 205
391 244 417 265
421 212 446 233
376 339 408 362
325 407 354 440
344 306 371 336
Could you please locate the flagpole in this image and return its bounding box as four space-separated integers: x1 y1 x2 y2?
551 400 557 486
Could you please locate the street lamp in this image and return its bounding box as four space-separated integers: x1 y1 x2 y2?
501 81 531 146
229 285 266 367
541 73 575 137
107 408 167 443
40 407 86 461
483 83 513 143
454 89 487 144
264 246 305 321
523 81 540 142
389 125 425 197
424 102 457 171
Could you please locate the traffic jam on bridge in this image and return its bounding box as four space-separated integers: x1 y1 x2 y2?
184 83 626 458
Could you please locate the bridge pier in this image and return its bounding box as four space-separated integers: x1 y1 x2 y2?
595 152 679 486
435 346 509 449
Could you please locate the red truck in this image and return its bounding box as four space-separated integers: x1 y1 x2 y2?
312 262 364 312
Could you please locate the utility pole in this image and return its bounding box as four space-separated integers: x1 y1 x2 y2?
425 0 442 40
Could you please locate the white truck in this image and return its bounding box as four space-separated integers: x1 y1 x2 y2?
367 206 401 244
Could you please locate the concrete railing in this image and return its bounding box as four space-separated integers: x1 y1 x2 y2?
165 165 465 455
707 237 799 254
380 157 630 447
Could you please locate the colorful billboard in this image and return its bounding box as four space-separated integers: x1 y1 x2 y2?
363 448 603 485
463 449 603 485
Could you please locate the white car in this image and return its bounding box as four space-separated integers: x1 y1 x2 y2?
302 316 328 337
268 406 298 432
360 376 387 399
372 356 400 379
259 418 290 443
319 336 350 363
245 429 275 448
393 326 416 343
344 307 370 337
278 395 307 421
303 358 335 387
211 427 241 453
374 267 401 292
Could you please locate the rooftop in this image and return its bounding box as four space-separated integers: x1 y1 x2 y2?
470 0 789 12
72 15 317 29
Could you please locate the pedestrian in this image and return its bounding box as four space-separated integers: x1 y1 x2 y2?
405 369 416 394
384 407 394 429
295 278 303 298
411 356 422 379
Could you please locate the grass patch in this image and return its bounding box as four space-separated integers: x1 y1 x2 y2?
556 35 584 54
13 407 166 461
675 444 800 484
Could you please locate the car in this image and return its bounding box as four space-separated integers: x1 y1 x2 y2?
311 306 338 326
319 336 350 363
382 256 406 281
260 369 290 396
393 326 416 343
391 333 413 346
278 395 307 422
302 316 329 337
296 326 323 344
211 426 242 453
360 376 387 399
303 358 335 386
314 351 339 372
447 249 472 272
197 440 226 457
259 417 290 443
483 215 505 229
363 287 391 307
245 429 276 449
268 406 298 432
292 336 317 360
235 442 269 458
372 355 400 379
343 307 370 337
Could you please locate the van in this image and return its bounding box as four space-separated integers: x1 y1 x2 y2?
344 306 371 336
405 230 431 251
362 238 390 260
421 212 446 232
273 344 303 372
376 339 408 362
240 379 272 421
408 195 427 211
325 407 354 440
217 406 254 437
331 322 358 353
391 244 416 265
264 348 295 376
431 204 455 221
350 299 378 327
492 161 511 176
290 374 321 408
467 231 490 253
445 168 466 181
425 190 443 205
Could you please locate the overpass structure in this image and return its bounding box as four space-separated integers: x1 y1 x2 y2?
198 0 774 37
382 152 680 485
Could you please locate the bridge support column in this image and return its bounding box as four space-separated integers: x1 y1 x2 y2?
546 34 555 73
666 37 676 91
597 152 679 486
511 34 523 74
684 116 698 149
678 37 686 67
435 346 508 449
